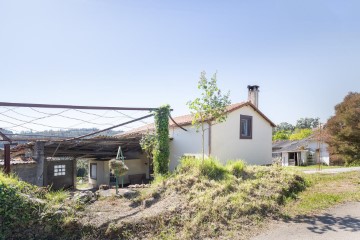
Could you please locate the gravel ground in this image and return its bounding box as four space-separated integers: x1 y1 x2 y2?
252 202 360 240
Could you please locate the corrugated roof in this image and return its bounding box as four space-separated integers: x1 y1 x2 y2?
272 136 314 152
118 101 276 138
0 157 36 166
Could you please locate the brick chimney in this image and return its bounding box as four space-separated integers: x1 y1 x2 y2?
247 85 259 108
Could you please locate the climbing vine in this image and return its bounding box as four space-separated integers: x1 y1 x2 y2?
152 105 171 175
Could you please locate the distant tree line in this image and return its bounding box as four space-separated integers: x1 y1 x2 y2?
273 117 320 141
0 128 123 148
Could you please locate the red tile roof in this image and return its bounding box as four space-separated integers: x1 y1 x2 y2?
117 101 275 138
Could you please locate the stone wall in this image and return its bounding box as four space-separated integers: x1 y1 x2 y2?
11 163 38 185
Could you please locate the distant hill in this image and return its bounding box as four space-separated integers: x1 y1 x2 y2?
0 128 123 148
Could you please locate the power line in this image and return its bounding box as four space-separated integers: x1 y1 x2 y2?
73 109 130 119
30 108 119 127
0 107 15 115
0 109 71 129
3 107 39 119
0 119 36 131
115 110 152 125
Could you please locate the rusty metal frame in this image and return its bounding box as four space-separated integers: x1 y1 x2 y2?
0 102 159 111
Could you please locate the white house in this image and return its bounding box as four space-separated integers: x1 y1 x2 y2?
89 85 276 187
272 136 330 166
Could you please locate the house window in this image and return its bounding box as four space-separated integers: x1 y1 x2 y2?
54 165 66 176
240 115 252 139
90 163 97 180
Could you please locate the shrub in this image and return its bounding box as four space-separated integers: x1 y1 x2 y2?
199 158 228 180
226 160 246 178
178 157 228 180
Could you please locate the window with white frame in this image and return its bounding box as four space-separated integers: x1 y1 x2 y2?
54 165 66 176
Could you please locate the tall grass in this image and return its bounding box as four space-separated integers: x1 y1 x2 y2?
177 156 245 180
145 157 307 239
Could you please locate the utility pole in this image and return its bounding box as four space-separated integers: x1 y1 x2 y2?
317 123 322 171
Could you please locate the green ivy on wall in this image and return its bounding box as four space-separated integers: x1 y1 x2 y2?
152 105 171 175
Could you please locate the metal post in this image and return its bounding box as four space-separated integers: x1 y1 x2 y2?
4 144 10 174
115 146 125 194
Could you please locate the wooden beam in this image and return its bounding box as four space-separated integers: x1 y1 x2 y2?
4 144 11 174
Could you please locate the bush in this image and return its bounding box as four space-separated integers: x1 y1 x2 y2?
178 156 228 180
226 160 246 178
0 172 80 239
199 158 228 180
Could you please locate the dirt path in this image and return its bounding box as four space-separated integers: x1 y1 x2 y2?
78 192 182 229
252 202 360 240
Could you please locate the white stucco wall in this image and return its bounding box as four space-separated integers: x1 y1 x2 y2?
282 152 289 166
169 124 209 171
89 158 149 186
122 158 149 184
211 106 273 165
89 160 110 188
168 106 273 169
308 142 330 165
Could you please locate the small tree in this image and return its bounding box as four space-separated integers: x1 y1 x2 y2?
187 71 231 161
325 92 360 165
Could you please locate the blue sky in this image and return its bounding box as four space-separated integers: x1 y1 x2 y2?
1 0 360 131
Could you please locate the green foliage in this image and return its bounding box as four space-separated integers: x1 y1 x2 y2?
273 117 319 141
295 117 320 129
187 71 231 160
178 156 228 180
226 160 246 178
0 173 39 238
272 130 292 141
274 122 295 132
77 159 88 178
198 158 228 180
325 92 360 165
139 132 156 161
45 190 69 204
0 172 84 239
289 128 313 140
153 105 171 175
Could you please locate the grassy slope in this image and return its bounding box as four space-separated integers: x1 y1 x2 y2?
3 159 358 240
94 158 307 240
0 173 80 240
283 170 360 217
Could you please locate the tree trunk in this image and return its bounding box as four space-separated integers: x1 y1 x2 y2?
201 122 205 162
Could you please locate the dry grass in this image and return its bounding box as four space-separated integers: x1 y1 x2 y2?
75 157 307 239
